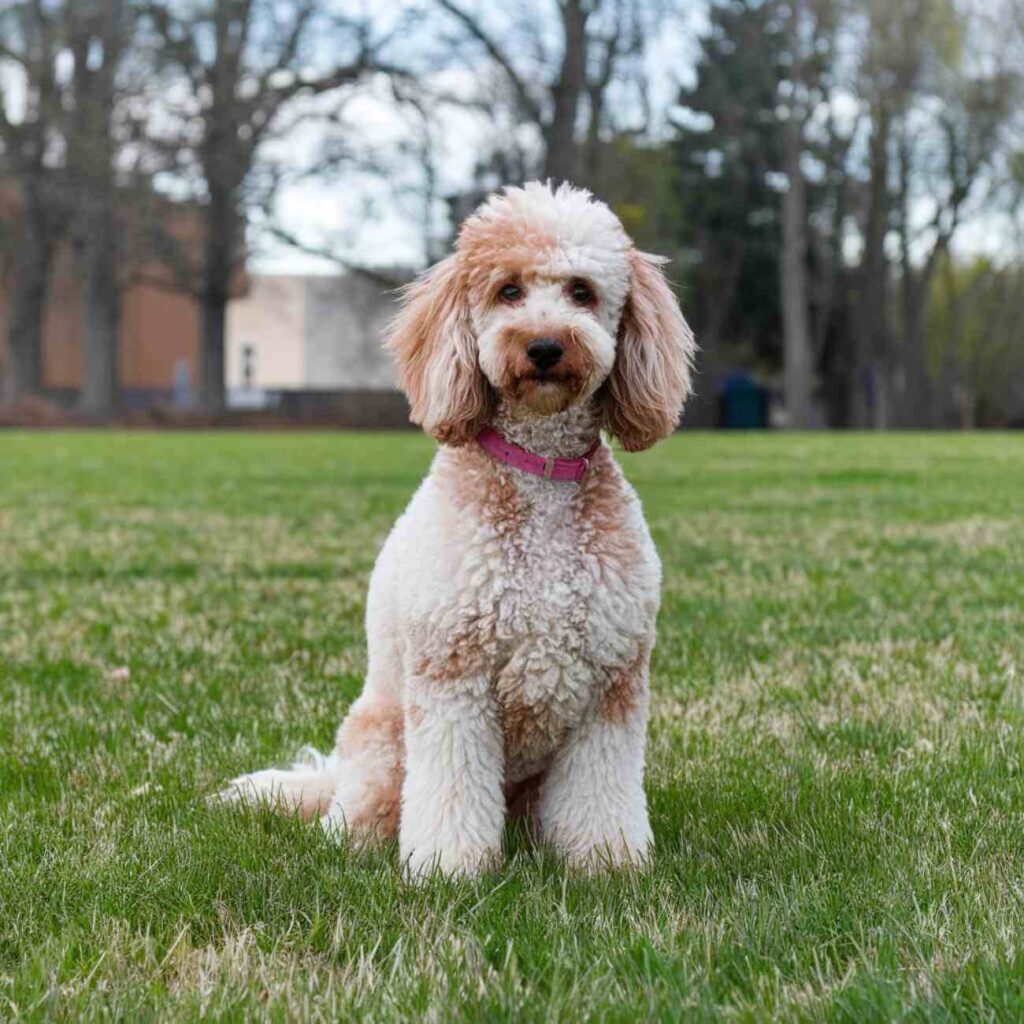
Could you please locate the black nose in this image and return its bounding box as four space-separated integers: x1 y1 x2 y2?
526 337 563 371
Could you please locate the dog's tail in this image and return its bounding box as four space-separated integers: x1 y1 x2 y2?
218 747 341 820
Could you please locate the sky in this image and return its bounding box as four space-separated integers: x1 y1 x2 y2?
250 74 492 275
250 2 1020 279
250 4 704 276
1 1 1017 280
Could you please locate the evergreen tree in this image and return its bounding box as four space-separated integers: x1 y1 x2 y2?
669 0 786 379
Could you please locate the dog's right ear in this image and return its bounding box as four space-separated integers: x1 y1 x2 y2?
385 254 491 446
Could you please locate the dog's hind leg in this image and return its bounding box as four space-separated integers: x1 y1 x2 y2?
219 695 404 841
319 695 405 843
222 542 406 837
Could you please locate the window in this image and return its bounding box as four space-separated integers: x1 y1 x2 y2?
241 343 255 389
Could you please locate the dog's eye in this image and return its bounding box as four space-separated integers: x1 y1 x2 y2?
498 283 522 302
569 280 594 306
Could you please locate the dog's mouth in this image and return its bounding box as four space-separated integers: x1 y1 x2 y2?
504 371 584 415
522 368 574 384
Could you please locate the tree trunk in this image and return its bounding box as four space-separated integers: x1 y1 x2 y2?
198 188 237 413
581 82 604 187
821 349 852 427
79 205 121 416
199 292 228 412
781 112 813 428
819 247 853 429
2 206 53 405
853 106 891 429
542 0 588 184
894 130 933 429
69 6 123 417
900 282 933 428
684 329 721 429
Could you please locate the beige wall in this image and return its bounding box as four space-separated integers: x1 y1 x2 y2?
303 274 399 390
226 273 402 392
226 276 306 390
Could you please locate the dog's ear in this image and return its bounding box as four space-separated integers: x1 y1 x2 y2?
602 251 696 452
386 254 491 445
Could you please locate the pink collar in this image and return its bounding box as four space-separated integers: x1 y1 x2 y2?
477 426 600 483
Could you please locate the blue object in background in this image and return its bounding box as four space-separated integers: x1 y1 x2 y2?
720 373 768 429
173 360 192 409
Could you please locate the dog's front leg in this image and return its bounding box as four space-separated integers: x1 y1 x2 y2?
400 677 505 879
537 686 653 871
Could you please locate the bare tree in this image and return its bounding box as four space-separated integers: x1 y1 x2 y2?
894 22 1017 426
433 0 654 186
0 1 67 405
0 1 147 413
779 0 814 428
66 0 137 415
143 0 377 411
829 0 938 428
834 0 1017 428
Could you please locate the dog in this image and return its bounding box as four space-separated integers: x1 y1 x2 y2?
222 181 695 877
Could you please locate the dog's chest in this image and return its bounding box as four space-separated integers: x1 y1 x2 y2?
470 490 653 776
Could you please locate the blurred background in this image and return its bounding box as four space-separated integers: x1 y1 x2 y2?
0 0 1021 430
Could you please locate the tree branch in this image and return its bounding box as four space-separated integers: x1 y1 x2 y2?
433 0 544 125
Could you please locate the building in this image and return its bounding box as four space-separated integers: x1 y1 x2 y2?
0 235 203 409
0 178 217 408
0 190 409 421
37 245 202 408
224 270 411 424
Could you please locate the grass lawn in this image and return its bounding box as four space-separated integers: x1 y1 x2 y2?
2 430 1024 1021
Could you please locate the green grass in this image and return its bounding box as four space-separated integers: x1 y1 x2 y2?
2 430 1024 1022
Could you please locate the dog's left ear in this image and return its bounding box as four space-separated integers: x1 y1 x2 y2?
602 251 696 452
386 253 491 446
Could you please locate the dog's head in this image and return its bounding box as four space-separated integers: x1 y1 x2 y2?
387 181 695 451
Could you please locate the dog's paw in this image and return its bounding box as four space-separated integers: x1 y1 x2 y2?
317 808 379 852
401 842 501 881
563 834 653 874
